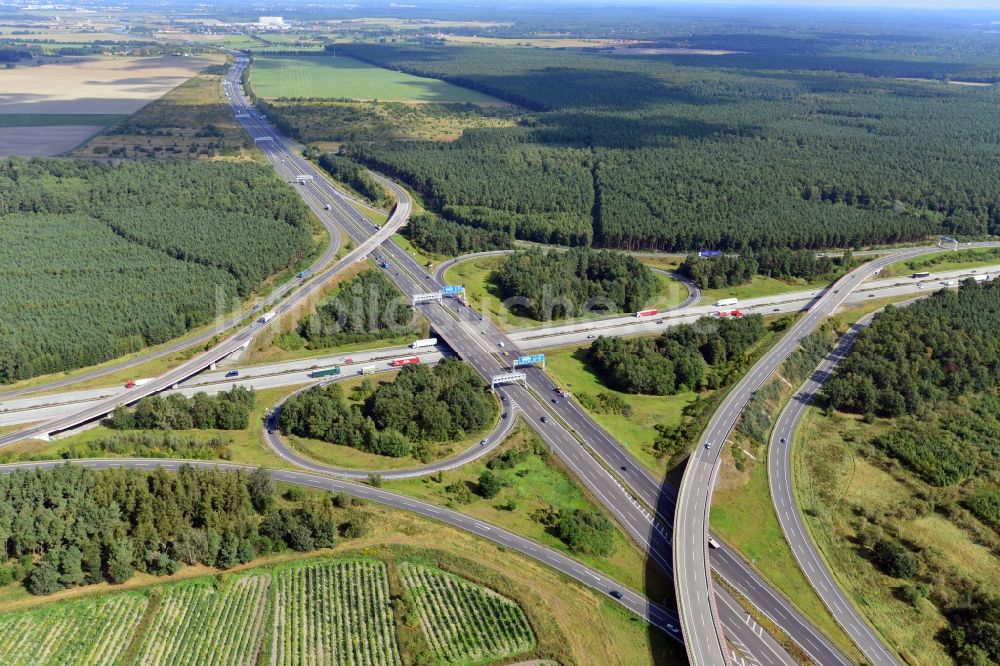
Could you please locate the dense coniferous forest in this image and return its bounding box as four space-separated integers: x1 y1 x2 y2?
494 248 657 320
296 269 415 348
587 314 766 395
0 159 316 384
0 465 351 595
824 281 1000 417
279 360 496 459
321 43 1000 252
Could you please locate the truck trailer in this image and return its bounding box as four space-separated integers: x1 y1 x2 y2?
715 298 738 307
309 367 341 378
258 311 276 324
410 338 438 349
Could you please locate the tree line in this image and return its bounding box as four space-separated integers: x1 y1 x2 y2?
106 386 256 432
279 360 497 459
317 152 391 207
494 248 658 320
679 248 852 288
0 464 370 596
587 314 767 395
403 213 513 256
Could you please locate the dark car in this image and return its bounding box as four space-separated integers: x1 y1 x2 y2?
609 590 623 600
540 416 547 423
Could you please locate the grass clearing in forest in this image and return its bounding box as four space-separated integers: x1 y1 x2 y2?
251 55 502 103
542 344 696 478
385 422 672 601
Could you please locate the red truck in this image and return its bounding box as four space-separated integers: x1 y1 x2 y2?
391 356 421 367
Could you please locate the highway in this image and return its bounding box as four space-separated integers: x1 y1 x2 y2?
671 248 950 665
508 264 1000 350
767 303 923 666
0 348 447 429
4 51 991 665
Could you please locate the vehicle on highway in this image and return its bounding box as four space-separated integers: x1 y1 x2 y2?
779 437 786 443
498 341 505 347
324 204 331 210
502 412 508 418
620 465 628 472
773 307 780 311
268 428 275 434
708 538 721 549
609 590 623 599
586 334 596 339
480 439 487 446
540 416 547 423
705 441 713 450
225 370 239 378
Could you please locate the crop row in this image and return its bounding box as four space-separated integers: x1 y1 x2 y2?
270 559 400 666
0 592 147 665
401 563 534 664
136 574 270 666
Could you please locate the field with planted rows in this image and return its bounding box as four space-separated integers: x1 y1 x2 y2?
401 563 535 664
0 592 147 665
136 575 271 665
271 559 401 666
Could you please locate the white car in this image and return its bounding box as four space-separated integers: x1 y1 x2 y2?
705 441 713 450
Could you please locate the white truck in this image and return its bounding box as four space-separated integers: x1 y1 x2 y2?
972 274 989 283
411 337 438 349
258 311 276 324
715 297 738 307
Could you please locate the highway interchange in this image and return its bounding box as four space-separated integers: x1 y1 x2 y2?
3 52 1000 665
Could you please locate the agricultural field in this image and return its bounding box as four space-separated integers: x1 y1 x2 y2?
136 575 270 665
271 559 400 666
0 54 219 156
250 55 503 103
74 64 255 160
401 562 535 664
0 592 147 665
0 555 552 666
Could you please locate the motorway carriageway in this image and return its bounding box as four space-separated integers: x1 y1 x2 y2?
0 347 447 429
509 263 1000 350
6 260 991 430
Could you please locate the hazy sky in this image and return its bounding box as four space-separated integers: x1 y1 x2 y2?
692 0 999 8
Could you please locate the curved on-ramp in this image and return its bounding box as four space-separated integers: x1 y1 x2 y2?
768 302 928 666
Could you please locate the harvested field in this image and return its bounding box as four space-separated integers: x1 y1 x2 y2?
0 54 220 114
0 125 104 156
